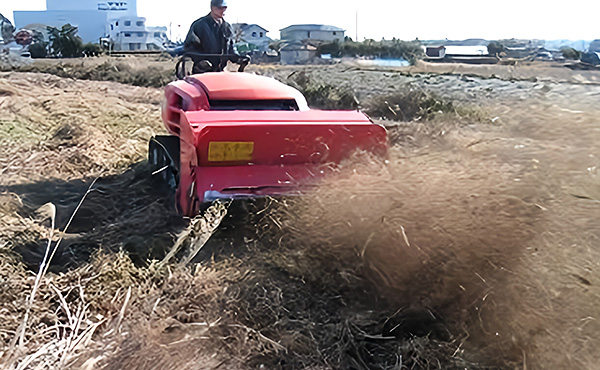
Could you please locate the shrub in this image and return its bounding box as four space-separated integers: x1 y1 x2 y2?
317 39 424 65
28 43 48 58
269 40 282 52
287 71 358 110
8 60 174 87
47 24 83 58
82 42 102 57
560 47 581 60
487 41 505 56
364 89 455 121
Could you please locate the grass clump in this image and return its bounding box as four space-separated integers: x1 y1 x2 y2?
364 86 487 123
284 71 485 124
286 71 359 110
74 61 174 87
2 59 175 88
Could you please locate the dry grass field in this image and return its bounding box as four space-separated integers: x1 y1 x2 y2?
0 57 598 369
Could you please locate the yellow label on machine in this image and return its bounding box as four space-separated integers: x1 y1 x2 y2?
208 141 254 162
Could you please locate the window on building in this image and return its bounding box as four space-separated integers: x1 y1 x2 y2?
116 21 119 26
124 21 131 26
260 32 263 37
137 32 144 37
333 32 337 35
154 32 161 37
136 21 144 27
252 32 257 37
124 33 131 37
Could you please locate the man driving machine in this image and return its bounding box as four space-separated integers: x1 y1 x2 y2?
183 0 237 73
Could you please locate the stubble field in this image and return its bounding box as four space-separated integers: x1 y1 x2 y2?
0 57 598 369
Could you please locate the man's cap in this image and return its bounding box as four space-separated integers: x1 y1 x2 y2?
211 0 228 7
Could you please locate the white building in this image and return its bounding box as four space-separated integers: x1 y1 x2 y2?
280 24 344 43
107 16 164 50
232 23 271 52
148 26 169 46
444 45 488 56
14 0 166 50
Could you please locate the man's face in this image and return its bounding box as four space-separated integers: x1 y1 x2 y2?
211 6 227 19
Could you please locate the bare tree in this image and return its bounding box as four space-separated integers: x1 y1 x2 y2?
0 13 16 44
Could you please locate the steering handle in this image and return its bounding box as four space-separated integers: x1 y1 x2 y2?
175 53 251 79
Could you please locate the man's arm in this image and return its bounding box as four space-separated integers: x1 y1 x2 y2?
222 23 235 54
183 21 202 53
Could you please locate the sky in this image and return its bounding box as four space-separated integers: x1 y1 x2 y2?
1 0 599 42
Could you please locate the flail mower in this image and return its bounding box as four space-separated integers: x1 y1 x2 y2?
149 54 389 216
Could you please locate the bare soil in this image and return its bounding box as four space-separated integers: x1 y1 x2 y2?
0 60 598 369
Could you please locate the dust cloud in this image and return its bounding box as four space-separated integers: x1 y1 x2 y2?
273 99 599 368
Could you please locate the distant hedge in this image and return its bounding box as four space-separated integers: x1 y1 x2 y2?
317 39 424 65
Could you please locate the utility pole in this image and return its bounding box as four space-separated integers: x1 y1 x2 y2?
355 9 358 42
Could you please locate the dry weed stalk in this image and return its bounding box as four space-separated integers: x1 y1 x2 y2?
7 202 56 358
229 324 287 353
159 201 228 267
6 177 101 368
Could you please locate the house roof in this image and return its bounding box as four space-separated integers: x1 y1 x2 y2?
280 24 344 32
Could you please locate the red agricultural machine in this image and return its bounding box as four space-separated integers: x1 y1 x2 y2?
149 55 389 217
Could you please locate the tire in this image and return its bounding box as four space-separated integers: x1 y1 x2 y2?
148 136 180 190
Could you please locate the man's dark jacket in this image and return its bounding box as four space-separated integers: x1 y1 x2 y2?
183 13 234 72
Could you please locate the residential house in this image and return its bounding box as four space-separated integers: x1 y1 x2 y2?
108 17 165 50
147 26 169 47
280 24 344 43
425 45 489 58
232 23 271 52
425 45 445 58
425 44 497 64
532 47 556 61
581 51 600 66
